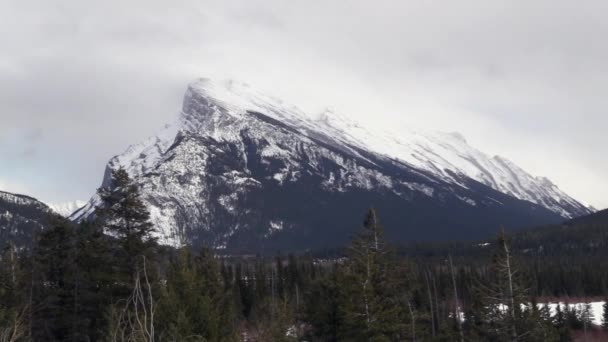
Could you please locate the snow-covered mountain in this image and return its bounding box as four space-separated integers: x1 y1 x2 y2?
48 200 86 217
0 190 56 247
72 78 593 251
314 113 590 219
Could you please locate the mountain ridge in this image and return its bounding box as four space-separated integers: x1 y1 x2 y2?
71 78 592 251
0 190 58 247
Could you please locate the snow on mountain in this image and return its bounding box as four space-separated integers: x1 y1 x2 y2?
313 109 591 218
72 78 593 250
48 200 87 217
186 79 591 218
0 191 51 210
0 190 55 248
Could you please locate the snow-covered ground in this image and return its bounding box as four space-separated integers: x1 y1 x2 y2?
489 302 606 326
541 302 605 326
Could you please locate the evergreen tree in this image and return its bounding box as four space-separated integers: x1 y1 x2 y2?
553 304 570 342
337 208 408 341
565 305 583 330
94 167 162 340
462 283 487 341
602 299 608 330
30 219 79 341
520 298 559 341
580 302 594 340
477 230 558 341
95 167 157 265
95 167 157 295
29 218 113 341
0 241 29 341
72 221 114 341
305 271 340 341
156 247 237 341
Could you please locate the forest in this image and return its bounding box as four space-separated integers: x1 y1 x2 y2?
1 168 607 342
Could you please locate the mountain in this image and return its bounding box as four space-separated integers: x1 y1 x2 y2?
566 207 608 226
72 79 593 252
48 200 87 217
493 207 608 258
401 205 608 256
0 190 58 247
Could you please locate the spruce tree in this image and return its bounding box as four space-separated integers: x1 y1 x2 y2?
553 304 570 342
305 272 340 341
96 167 156 260
30 219 78 341
520 298 559 341
580 302 594 340
337 208 408 341
72 221 113 341
156 247 237 341
602 299 608 330
0 241 29 341
565 304 583 330
94 167 161 340
95 167 157 288
477 230 558 341
12 216 113 341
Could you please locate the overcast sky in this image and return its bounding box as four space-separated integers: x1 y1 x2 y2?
1 0 607 209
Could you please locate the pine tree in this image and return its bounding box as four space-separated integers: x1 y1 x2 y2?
305 272 340 341
95 167 157 263
602 299 608 330
565 304 583 330
337 208 408 341
95 167 157 287
520 298 559 341
0 241 29 341
9 216 114 342
30 219 78 341
580 302 594 340
463 282 487 341
94 167 162 340
156 247 237 342
476 230 559 341
553 304 570 342
72 221 114 341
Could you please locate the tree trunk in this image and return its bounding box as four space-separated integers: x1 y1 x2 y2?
502 239 518 341
407 299 416 341
432 274 441 333
425 270 436 337
448 255 464 342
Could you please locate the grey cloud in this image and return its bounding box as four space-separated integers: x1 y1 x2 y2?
1 0 607 208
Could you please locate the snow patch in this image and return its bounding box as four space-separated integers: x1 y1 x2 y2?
48 200 87 217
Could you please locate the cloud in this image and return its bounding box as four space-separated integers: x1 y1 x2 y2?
1 0 607 208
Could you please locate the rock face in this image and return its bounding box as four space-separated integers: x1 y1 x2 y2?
72 79 593 252
0 191 57 248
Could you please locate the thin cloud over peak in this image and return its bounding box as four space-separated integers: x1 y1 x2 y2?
1 0 606 209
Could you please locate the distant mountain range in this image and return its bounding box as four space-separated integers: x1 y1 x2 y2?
47 200 87 217
62 79 593 252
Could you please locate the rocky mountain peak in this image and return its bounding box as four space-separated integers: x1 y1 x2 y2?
72 78 593 251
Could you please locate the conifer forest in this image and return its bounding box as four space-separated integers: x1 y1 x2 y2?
1 169 607 342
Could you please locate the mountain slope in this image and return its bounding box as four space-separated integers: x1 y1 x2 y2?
0 190 57 247
48 200 87 217
73 79 592 252
314 108 590 219
566 207 608 226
